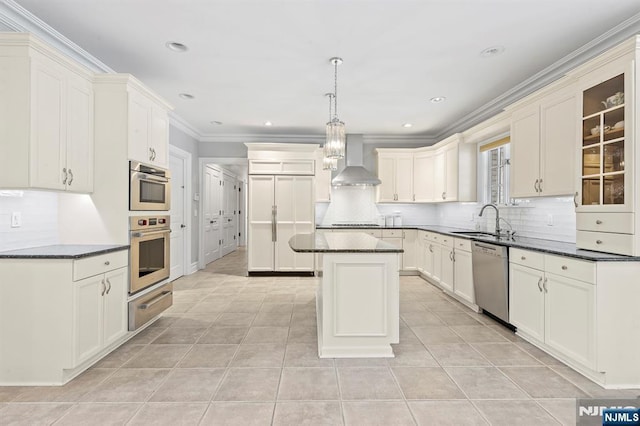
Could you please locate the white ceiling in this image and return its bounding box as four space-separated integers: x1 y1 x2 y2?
9 0 640 142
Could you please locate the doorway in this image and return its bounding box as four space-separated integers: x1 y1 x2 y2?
169 145 192 281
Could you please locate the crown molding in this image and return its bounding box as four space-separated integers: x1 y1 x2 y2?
362 134 436 145
199 133 326 144
435 11 640 141
0 0 114 73
169 112 201 140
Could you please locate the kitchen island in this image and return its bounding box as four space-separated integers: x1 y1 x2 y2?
289 232 403 358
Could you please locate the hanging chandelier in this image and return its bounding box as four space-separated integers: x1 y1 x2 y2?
322 93 338 170
324 57 346 160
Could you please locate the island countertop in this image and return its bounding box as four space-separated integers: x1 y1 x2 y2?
289 232 404 253
0 244 129 259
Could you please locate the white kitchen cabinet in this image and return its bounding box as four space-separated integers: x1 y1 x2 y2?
315 148 332 202
509 87 577 198
94 74 172 168
375 151 414 202
74 266 127 366
509 249 596 370
401 229 417 271
0 249 129 385
433 143 460 202
0 33 94 192
413 151 435 202
452 238 474 304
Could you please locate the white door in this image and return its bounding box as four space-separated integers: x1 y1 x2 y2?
248 175 276 271
453 249 475 304
203 166 221 265
433 151 446 201
440 246 454 292
376 156 396 202
540 93 576 196
510 106 541 198
509 263 545 341
444 145 459 201
169 153 186 281
414 154 435 202
395 155 414 202
102 268 128 347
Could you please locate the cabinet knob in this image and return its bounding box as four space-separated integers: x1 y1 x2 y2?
104 261 110 266
561 265 567 270
521 256 526 260
596 220 603 224
596 240 603 244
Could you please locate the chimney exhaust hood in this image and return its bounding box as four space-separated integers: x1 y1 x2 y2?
331 135 381 186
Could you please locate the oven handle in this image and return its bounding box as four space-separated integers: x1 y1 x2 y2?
132 171 169 183
131 229 171 238
139 290 172 309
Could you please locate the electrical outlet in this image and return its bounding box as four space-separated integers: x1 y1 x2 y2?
11 211 21 228
547 214 554 226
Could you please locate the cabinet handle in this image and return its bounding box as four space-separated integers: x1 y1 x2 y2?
413 194 415 201
543 277 548 293
100 279 106 296
442 192 446 200
271 205 277 242
153 148 157 160
429 244 433 253
106 278 112 294
68 169 73 185
573 192 579 208
596 220 603 225
104 261 110 266
538 179 543 192
452 251 455 262
149 147 154 161
561 265 568 270
449 251 453 261
537 277 543 292
139 291 172 309
62 168 68 185
534 179 539 192
596 240 603 245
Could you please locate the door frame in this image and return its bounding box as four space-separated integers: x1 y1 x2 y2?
198 157 248 270
169 145 193 277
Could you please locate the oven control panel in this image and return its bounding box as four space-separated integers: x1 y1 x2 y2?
130 215 170 231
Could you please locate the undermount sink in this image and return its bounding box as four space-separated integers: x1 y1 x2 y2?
451 231 496 237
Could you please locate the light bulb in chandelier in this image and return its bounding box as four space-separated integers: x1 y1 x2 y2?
324 57 345 159
322 155 338 171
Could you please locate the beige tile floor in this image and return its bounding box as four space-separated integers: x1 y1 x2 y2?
1 247 638 425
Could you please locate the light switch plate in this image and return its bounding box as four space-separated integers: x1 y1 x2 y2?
11 211 21 228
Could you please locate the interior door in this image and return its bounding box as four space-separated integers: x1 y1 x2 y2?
203 166 221 265
248 175 275 271
169 153 185 281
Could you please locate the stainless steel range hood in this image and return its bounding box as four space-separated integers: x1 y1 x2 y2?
331 135 381 186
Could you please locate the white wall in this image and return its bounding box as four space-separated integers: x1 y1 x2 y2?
0 191 58 251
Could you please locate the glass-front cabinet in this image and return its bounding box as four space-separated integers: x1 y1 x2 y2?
578 65 632 213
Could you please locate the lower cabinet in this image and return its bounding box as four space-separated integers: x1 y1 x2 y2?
509 248 596 370
452 239 475 304
73 267 127 366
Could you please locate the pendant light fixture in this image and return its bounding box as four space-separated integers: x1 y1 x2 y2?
324 57 346 159
322 92 338 170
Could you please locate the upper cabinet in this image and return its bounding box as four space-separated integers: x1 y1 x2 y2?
0 33 94 192
94 74 172 168
413 150 435 202
509 84 577 198
375 151 414 202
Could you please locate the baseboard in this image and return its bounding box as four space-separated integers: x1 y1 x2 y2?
188 262 199 274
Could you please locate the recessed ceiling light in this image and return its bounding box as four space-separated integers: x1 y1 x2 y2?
264 121 273 126
178 93 194 100
210 121 223 125
165 41 188 52
402 123 413 128
480 45 505 58
430 96 446 104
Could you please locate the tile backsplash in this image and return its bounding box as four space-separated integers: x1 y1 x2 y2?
0 190 59 251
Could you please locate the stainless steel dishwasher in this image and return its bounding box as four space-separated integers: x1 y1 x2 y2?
471 241 509 323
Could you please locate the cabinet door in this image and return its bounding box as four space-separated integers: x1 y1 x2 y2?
540 93 576 196
401 230 417 271
30 59 66 190
433 151 446 201
128 92 151 163
510 106 541 198
423 242 435 278
65 73 94 193
444 145 459 201
440 246 454 292
431 243 444 285
376 156 396 202
414 154 434 202
509 263 545 341
383 237 404 271
73 274 104 366
248 175 275 271
453 249 474 304
545 273 595 369
102 268 128 348
395 156 414 202
275 176 314 271
150 105 169 166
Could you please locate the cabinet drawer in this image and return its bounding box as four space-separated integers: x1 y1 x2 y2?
382 229 402 238
576 213 634 234
544 254 595 284
510 248 544 270
364 229 383 238
429 233 453 247
576 230 634 256
74 250 128 281
454 238 471 252
248 160 314 175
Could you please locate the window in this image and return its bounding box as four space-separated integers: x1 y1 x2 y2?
480 137 510 205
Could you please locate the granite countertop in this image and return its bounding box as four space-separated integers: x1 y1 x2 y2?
0 244 130 259
316 225 640 262
289 232 404 253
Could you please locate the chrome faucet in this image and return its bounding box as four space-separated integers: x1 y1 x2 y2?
479 203 501 237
